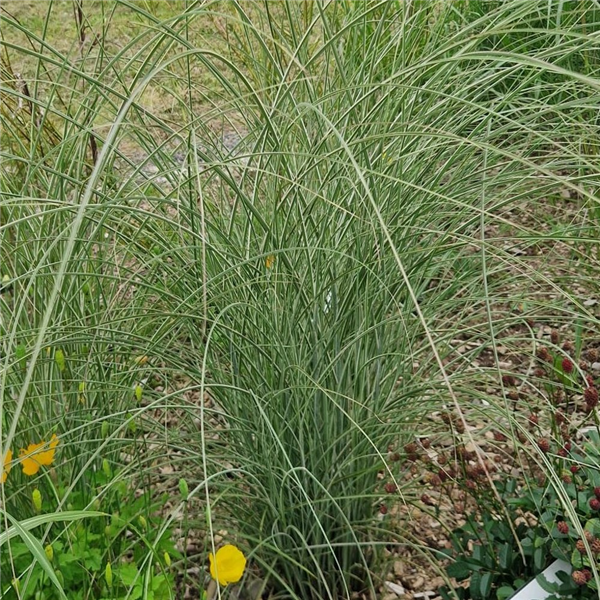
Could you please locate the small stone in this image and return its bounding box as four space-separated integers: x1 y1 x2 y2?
592 362 600 371
583 299 597 307
384 581 406 597
393 561 404 577
412 576 425 590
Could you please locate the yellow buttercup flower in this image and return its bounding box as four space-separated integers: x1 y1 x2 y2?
265 255 275 269
1 449 12 483
19 434 59 476
209 544 246 586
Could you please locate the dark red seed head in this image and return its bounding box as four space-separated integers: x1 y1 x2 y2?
421 493 435 506
563 340 575 353
590 498 600 511
584 386 599 408
562 357 574 374
557 521 569 534
502 374 516 387
537 347 552 362
576 539 587 554
571 465 580 474
594 487 600 499
379 504 388 515
404 442 418 455
528 413 539 426
572 570 588 586
537 438 550 453
384 482 397 494
551 329 560 344
430 474 443 487
558 447 568 457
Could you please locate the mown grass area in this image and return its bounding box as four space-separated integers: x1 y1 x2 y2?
1 1 600 600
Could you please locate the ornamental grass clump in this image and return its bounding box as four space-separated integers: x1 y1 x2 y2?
1 0 600 598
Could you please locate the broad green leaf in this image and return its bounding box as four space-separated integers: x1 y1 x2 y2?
446 560 473 580
498 543 512 570
480 573 493 598
496 586 514 600
0 510 105 546
3 511 68 600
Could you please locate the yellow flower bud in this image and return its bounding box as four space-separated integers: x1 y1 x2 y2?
134 355 148 365
45 544 54 561
178 478 189 501
138 515 147 530
135 384 143 402
55 349 66 373
127 415 136 433
15 344 26 366
32 488 42 513
105 562 113 588
164 551 171 567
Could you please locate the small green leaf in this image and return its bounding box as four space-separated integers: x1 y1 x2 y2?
534 546 545 571
446 560 473 580
498 543 512 570
571 548 585 569
470 571 483 600
480 573 493 598
119 563 140 586
496 586 514 600
537 573 560 594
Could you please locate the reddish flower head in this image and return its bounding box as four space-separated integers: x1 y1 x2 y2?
590 498 600 511
584 386 599 408
561 357 574 374
384 482 397 494
557 521 569 535
537 438 550 453
537 347 552 363
572 570 591 586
